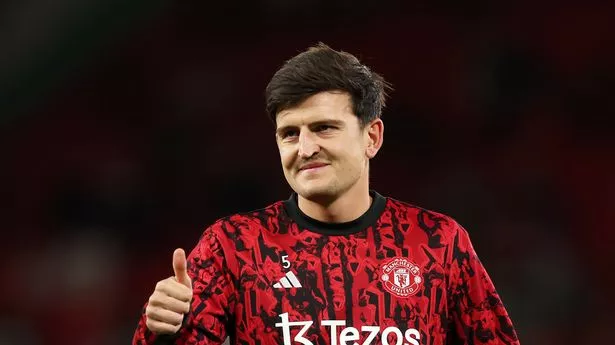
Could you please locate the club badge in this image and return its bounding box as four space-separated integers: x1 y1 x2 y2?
380 257 423 298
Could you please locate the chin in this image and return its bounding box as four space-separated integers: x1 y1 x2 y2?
296 182 339 202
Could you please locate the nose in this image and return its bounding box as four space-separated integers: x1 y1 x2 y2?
298 130 320 158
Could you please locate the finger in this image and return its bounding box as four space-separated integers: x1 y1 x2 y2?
173 248 192 288
146 317 181 335
149 291 191 314
155 279 192 302
147 306 184 326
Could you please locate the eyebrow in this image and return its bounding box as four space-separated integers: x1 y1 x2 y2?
275 119 345 136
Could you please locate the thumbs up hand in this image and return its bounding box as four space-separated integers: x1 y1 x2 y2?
145 249 194 335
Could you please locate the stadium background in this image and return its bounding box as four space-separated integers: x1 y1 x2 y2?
1 1 613 344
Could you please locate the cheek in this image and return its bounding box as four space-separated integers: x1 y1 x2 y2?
345 142 368 165
279 148 294 169
334 148 364 174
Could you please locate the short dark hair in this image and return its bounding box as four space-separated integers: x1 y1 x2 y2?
265 43 391 127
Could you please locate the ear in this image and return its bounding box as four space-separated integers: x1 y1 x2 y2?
364 118 384 159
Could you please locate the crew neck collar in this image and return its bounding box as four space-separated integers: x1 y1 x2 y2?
283 190 386 235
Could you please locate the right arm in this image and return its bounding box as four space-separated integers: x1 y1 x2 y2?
132 224 237 345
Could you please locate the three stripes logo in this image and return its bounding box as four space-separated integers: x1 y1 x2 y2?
273 271 302 288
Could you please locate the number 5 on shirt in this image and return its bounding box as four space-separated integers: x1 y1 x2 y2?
281 255 291 269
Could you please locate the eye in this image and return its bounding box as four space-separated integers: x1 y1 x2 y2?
316 124 334 132
280 129 298 139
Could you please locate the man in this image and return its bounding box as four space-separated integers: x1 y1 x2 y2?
133 43 520 345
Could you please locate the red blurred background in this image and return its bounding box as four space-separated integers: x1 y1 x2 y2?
1 1 613 344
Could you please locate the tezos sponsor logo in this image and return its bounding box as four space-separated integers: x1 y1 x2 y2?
275 313 420 345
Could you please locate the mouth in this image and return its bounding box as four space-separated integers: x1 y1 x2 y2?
298 162 329 171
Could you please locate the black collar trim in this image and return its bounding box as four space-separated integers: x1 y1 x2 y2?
283 190 386 235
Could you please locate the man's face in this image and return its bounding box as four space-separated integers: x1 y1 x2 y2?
275 91 381 202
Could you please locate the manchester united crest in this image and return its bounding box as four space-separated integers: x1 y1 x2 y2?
379 257 423 298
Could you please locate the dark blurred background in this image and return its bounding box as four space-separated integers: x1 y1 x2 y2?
1 0 614 344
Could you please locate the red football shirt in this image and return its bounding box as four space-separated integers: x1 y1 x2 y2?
133 191 520 345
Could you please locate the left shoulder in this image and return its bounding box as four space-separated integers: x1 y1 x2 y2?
383 194 466 242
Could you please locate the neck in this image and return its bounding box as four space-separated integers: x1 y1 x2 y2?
297 178 371 223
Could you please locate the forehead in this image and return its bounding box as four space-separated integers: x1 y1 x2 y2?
276 91 356 127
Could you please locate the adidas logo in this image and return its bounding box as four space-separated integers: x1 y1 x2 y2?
273 271 302 288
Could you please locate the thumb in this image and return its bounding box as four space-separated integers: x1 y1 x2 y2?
172 248 192 288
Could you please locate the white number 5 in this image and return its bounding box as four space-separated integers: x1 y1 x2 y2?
281 255 291 269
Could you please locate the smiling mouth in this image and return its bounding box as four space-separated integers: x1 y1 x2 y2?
299 163 329 171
